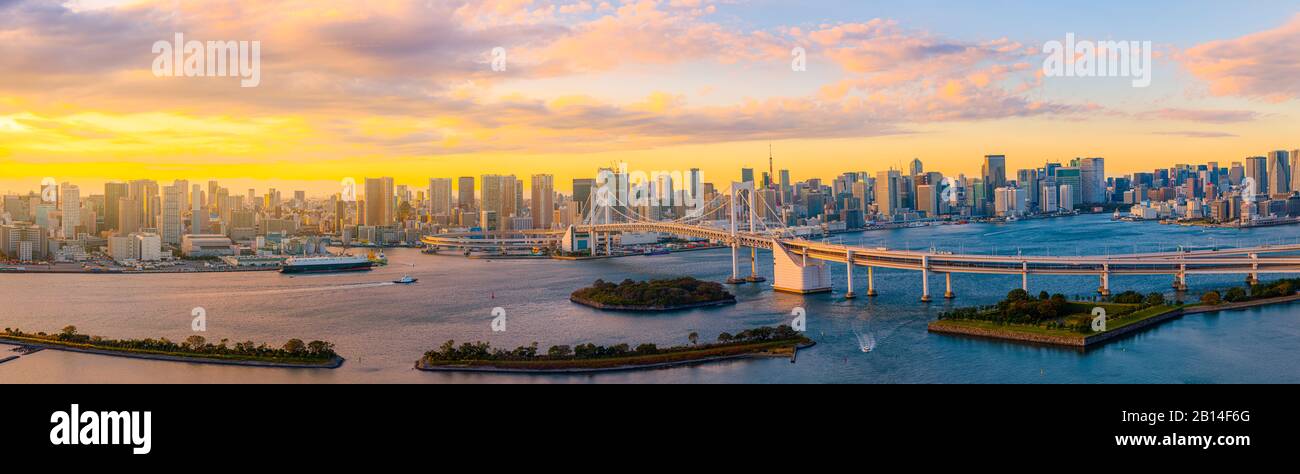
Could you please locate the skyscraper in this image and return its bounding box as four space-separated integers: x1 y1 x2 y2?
741 168 754 184
117 197 140 234
1267 150 1291 195
480 174 517 230
531 174 554 229
572 178 594 216
1075 157 1106 204
874 170 901 218
59 183 79 238
191 184 203 235
161 184 183 245
909 158 923 176
364 177 395 226
457 177 476 211
1245 156 1268 195
428 178 453 218
981 155 1007 209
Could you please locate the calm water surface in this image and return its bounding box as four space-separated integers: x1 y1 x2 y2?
3 214 1300 383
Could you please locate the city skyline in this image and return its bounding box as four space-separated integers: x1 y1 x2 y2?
4 148 1297 200
2 1 1298 196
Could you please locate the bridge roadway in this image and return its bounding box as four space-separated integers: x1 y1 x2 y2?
423 222 1300 298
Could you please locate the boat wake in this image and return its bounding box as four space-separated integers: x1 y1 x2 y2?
853 330 876 353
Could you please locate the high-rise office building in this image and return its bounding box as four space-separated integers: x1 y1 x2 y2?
1290 150 1300 193
191 184 203 235
1040 185 1059 213
909 158 923 176
364 177 395 226
741 168 754 184
117 197 140 234
161 184 184 245
1245 156 1268 194
480 174 517 230
874 170 901 218
59 183 79 239
1058 184 1075 210
531 174 554 229
428 178 453 218
101 181 125 231
981 155 1007 208
1075 157 1106 204
457 177 476 211
572 178 594 216
915 184 936 217
1267 150 1291 195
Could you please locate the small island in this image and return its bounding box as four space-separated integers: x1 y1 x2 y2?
570 277 736 311
929 279 1300 348
416 325 813 373
0 326 344 368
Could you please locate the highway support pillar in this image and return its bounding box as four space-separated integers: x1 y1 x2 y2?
866 266 877 297
920 255 932 303
845 250 856 299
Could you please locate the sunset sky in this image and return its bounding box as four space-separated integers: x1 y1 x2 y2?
1 0 1297 196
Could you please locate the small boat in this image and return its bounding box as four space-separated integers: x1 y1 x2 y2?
393 275 418 284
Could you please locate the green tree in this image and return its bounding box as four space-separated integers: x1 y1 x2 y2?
184 335 207 351
717 332 733 343
547 345 572 358
688 332 699 345
1200 291 1222 306
283 339 306 354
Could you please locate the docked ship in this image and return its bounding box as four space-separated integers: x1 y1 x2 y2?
280 255 375 274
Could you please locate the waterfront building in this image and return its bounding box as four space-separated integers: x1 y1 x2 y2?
1058 184 1075 211
0 223 47 261
1040 185 1059 213
181 234 236 258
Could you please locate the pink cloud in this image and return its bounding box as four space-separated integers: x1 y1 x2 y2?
1180 14 1300 102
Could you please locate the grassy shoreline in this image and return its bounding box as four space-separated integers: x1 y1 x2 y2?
929 291 1300 349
